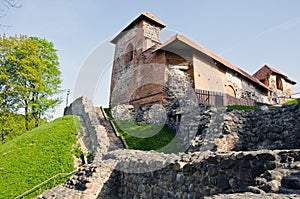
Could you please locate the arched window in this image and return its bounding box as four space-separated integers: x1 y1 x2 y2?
124 43 134 65
276 76 283 91
226 85 236 97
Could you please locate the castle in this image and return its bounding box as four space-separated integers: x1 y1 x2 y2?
109 12 296 107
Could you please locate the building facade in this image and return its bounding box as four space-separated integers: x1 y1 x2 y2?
253 65 296 104
110 12 296 107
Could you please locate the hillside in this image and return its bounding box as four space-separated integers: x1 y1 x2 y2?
0 115 82 199
0 113 47 144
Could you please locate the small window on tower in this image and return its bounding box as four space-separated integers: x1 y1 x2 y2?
276 76 283 91
124 43 134 65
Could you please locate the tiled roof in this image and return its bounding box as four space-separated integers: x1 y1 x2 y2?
153 34 270 90
111 12 165 44
253 65 272 81
142 12 165 28
253 65 296 85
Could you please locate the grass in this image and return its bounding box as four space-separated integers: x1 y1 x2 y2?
104 108 177 151
0 115 82 199
114 120 176 151
283 98 300 105
226 105 260 110
103 108 113 120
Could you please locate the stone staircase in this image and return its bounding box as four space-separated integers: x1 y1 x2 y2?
37 101 123 199
38 161 118 199
94 107 125 151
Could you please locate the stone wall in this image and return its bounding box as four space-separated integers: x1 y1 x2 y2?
189 102 300 153
99 149 300 198
163 68 200 150
226 70 267 103
269 74 294 104
64 96 110 162
110 24 137 106
143 21 160 43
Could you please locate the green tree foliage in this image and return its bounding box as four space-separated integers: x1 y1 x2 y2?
0 34 62 144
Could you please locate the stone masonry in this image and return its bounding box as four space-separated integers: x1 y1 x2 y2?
39 98 300 199
189 103 300 152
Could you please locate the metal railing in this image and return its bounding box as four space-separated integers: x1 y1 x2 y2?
99 106 128 149
15 170 77 199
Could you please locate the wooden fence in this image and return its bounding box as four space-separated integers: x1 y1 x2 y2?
195 89 265 106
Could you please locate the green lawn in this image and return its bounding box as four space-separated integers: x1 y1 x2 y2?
0 115 82 199
283 98 300 105
112 120 176 151
226 105 260 110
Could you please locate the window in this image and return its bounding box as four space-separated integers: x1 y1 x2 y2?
124 43 134 65
226 85 236 97
276 76 283 91
263 78 269 87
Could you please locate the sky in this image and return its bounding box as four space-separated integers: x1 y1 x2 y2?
1 0 300 118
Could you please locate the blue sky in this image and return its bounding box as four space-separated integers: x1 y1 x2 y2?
1 0 300 117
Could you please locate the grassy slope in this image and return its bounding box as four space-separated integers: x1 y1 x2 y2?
0 115 82 199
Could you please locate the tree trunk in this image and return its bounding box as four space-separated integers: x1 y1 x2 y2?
25 101 29 131
34 113 39 128
1 131 6 144
31 93 40 128
1 95 8 144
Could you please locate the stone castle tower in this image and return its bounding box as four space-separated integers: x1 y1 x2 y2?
110 12 166 107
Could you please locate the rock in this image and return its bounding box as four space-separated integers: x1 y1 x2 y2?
281 175 300 189
143 104 167 125
260 180 280 192
260 105 269 111
247 186 266 194
257 153 276 161
223 115 233 121
111 104 134 120
208 165 218 176
220 158 235 169
217 174 231 190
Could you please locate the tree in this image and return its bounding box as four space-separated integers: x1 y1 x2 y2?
0 34 62 143
0 34 19 143
0 0 21 28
